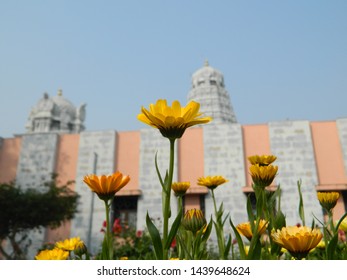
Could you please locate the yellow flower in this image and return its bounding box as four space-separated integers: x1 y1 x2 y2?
171 181 190 197
182 208 207 234
271 226 323 259
55 237 84 251
35 248 69 260
120 256 128 260
83 171 130 201
317 192 340 212
338 217 347 232
197 175 228 190
248 155 277 166
249 164 278 188
236 219 268 240
137 99 212 140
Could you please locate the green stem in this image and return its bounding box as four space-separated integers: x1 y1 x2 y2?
211 189 225 259
211 189 218 217
328 210 335 235
104 200 113 260
163 138 176 259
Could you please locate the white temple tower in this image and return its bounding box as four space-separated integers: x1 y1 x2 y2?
187 61 237 123
25 89 86 134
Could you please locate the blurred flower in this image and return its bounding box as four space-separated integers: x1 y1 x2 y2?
271 226 323 259
137 99 212 140
74 241 88 256
55 237 84 251
197 175 228 190
83 171 130 201
248 155 277 166
112 218 122 235
236 219 268 241
120 256 128 260
171 181 190 197
317 192 339 212
182 209 207 234
249 164 278 188
136 230 143 238
35 248 69 260
339 217 347 232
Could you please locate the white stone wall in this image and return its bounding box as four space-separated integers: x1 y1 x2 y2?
70 130 116 255
137 128 178 231
203 123 248 241
336 118 347 176
15 133 59 259
269 121 323 225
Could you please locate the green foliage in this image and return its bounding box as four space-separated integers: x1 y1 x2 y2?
112 225 155 260
0 174 79 259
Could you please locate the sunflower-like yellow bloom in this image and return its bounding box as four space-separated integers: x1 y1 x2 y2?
338 217 347 232
35 248 69 260
137 99 212 139
317 192 340 212
181 208 207 234
271 226 323 259
249 164 278 188
236 219 268 240
83 171 130 201
248 155 277 166
197 175 229 190
171 181 190 197
55 237 85 252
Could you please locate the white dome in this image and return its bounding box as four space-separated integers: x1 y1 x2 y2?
51 90 76 119
191 61 225 88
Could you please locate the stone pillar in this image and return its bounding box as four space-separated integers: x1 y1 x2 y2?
269 121 323 225
137 128 178 231
70 130 117 255
336 118 347 176
203 123 248 241
15 133 59 258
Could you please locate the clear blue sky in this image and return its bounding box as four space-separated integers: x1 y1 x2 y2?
1 1 346 138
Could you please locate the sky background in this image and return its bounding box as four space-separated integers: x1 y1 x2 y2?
1 0 346 138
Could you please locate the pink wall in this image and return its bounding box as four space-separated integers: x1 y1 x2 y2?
311 121 347 220
311 121 347 187
242 125 271 190
178 127 207 194
0 137 21 184
116 131 141 196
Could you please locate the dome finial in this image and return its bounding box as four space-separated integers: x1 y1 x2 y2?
204 59 209 67
58 89 63 96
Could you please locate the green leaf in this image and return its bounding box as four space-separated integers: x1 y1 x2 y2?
146 212 163 260
155 152 165 189
327 233 338 260
164 208 182 249
224 234 232 259
230 218 246 259
297 179 305 226
202 218 213 243
273 210 286 230
246 195 254 224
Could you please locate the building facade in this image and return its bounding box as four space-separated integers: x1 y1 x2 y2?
1 63 347 257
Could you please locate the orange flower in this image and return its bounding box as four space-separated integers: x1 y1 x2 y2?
236 219 268 240
83 171 130 201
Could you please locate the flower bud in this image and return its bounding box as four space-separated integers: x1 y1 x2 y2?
181 209 206 234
